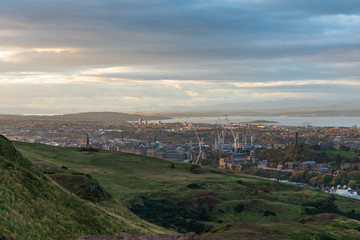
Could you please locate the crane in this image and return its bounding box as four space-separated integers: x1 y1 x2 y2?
215 118 227 150
225 115 239 152
247 123 256 146
194 129 204 165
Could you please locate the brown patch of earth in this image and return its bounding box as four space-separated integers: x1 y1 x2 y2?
300 213 337 225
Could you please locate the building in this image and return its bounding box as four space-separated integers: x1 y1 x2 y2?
327 186 360 199
277 165 284 170
287 161 301 170
86 133 90 148
301 161 317 171
163 150 186 162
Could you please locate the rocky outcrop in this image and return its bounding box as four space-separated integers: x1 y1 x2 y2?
88 180 109 202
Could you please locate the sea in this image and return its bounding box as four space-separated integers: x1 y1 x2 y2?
157 116 360 128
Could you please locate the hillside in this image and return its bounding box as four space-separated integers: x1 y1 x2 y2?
13 141 360 240
149 100 360 117
0 136 168 240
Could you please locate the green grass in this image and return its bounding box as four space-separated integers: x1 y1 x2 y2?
324 149 356 158
12 141 360 239
0 137 170 240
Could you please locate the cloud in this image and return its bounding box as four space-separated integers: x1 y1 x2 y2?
0 50 17 62
231 80 360 88
0 0 360 113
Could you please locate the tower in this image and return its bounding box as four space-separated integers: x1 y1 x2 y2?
295 132 298 146
86 133 90 148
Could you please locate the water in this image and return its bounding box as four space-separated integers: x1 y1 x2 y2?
158 116 360 127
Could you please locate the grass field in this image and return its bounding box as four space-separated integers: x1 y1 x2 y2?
13 141 360 239
324 148 356 158
0 137 170 240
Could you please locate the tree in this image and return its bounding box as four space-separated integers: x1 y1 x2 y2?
320 174 333 187
348 180 357 190
309 175 321 187
341 177 349 186
348 171 360 179
331 177 341 187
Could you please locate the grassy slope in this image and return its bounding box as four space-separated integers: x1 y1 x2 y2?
324 149 356 158
13 141 360 240
0 137 169 240
308 148 357 159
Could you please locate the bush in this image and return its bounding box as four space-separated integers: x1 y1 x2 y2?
190 165 201 174
234 204 245 213
187 183 204 189
303 197 339 215
263 210 276 216
130 198 208 233
315 233 335 240
79 147 98 152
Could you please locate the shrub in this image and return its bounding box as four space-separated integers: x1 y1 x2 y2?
190 165 201 174
187 183 204 189
130 198 208 233
303 197 339 215
263 210 276 216
78 147 98 152
315 233 335 240
234 204 245 213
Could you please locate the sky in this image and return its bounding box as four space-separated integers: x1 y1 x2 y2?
0 0 360 114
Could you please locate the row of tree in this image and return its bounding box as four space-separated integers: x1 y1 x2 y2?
255 144 360 169
243 167 359 190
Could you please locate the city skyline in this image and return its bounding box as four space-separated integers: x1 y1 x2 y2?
1 0 360 114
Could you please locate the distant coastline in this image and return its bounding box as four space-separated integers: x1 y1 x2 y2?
158 116 360 127
243 120 279 124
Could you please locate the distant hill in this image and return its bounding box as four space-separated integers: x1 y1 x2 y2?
150 101 360 117
196 99 330 111
0 111 170 122
0 136 168 240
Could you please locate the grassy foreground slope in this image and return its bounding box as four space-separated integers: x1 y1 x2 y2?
13 141 360 240
0 136 168 240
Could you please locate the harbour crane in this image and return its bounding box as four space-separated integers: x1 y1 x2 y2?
193 128 204 165
225 115 239 152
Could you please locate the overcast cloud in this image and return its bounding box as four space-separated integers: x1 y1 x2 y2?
0 0 360 113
